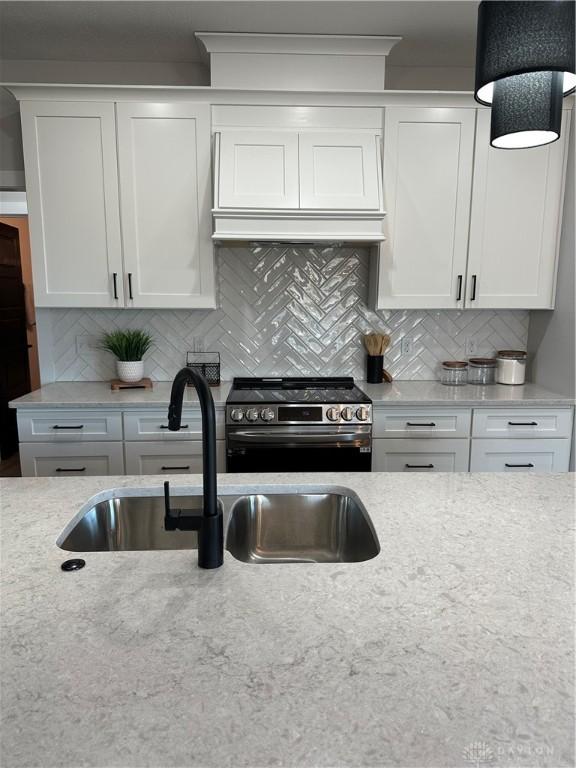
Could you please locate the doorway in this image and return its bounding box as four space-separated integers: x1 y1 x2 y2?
0 218 39 466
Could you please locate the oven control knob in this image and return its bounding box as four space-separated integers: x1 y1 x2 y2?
230 408 244 422
245 408 259 422
260 408 274 422
356 406 370 422
326 407 341 422
341 407 354 421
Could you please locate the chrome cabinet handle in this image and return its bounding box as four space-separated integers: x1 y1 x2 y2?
406 422 436 427
508 421 538 426
53 424 84 430
55 467 86 472
160 424 189 429
405 463 434 469
161 465 190 471
505 463 535 468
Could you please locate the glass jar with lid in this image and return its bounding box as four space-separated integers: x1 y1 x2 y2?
468 357 497 385
496 350 527 385
440 361 468 386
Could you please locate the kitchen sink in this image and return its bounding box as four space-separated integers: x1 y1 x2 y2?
226 492 380 564
58 495 207 552
58 490 380 563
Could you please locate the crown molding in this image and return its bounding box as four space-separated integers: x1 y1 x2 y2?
195 33 402 57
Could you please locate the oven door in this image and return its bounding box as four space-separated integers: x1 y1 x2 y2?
226 425 372 473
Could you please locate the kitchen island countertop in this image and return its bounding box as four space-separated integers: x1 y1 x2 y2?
9 379 574 409
1 471 573 768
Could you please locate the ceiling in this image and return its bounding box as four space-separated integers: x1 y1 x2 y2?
0 1 479 68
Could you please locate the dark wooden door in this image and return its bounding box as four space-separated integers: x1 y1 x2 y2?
0 222 31 458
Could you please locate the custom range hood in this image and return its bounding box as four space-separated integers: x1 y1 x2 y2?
196 33 400 243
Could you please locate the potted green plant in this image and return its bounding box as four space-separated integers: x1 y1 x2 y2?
101 329 154 383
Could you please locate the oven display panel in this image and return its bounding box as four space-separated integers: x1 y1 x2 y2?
278 406 323 422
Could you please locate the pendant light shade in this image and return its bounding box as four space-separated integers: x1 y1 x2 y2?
490 71 563 148
475 1 576 106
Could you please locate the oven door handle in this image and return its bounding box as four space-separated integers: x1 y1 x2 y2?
229 430 364 444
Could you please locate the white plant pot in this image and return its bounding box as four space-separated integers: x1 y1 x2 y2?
116 360 144 383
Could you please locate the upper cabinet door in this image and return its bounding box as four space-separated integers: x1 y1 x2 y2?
217 130 299 209
20 101 124 308
375 107 476 309
298 132 381 210
116 103 215 309
466 109 570 309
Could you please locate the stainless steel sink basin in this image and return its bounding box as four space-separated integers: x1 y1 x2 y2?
225 492 380 563
59 489 379 563
58 495 206 552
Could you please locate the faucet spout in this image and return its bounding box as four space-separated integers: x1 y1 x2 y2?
167 367 223 568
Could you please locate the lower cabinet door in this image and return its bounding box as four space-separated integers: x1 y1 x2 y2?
124 440 226 475
470 439 571 472
372 438 470 472
19 442 125 477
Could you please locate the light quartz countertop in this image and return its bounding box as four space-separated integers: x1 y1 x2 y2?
1 471 574 768
9 379 574 409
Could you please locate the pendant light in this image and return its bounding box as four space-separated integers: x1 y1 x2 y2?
475 1 575 106
490 71 563 148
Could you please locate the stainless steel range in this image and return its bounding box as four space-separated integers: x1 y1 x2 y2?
225 377 372 473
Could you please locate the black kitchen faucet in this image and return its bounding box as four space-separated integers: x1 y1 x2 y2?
164 367 223 569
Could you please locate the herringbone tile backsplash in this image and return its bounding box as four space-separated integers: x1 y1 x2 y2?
38 245 529 382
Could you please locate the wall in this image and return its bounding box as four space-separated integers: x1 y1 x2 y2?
527 112 575 398
37 244 529 383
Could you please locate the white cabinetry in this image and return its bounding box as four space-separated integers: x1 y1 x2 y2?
372 406 572 473
125 440 226 475
123 409 225 441
373 107 475 309
466 109 570 309
373 438 469 472
372 106 571 311
212 111 385 242
19 442 125 477
470 439 571 472
373 407 471 472
17 409 122 442
216 129 381 212
217 130 299 209
116 103 215 308
21 102 124 308
20 100 215 309
298 132 381 210
16 405 227 478
470 406 573 472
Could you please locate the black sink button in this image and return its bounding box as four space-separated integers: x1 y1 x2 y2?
61 558 86 572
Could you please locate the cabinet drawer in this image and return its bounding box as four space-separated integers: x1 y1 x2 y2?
19 442 125 477
372 439 470 472
123 409 225 441
124 441 226 475
17 409 123 442
472 408 573 439
373 409 471 438
470 439 571 472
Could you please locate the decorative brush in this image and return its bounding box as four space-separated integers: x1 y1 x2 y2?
363 332 393 383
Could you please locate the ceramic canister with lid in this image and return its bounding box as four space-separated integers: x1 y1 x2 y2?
496 350 527 385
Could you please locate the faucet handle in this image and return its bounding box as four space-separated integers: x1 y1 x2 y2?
163 480 203 532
